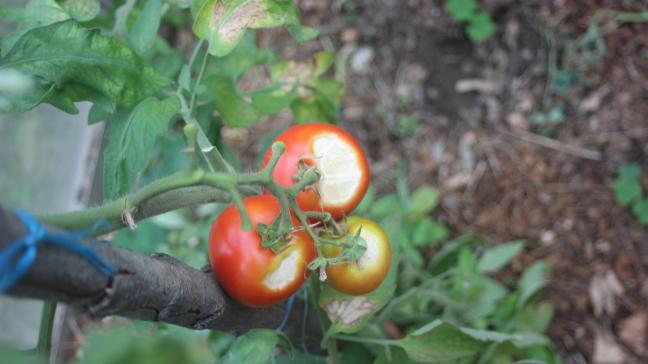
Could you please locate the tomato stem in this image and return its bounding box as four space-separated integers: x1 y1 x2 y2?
175 40 235 175
36 302 56 360
182 123 199 168
189 43 209 118
287 169 319 195
331 334 397 347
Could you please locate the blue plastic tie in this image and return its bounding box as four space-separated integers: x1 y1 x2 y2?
0 210 116 292
276 294 297 331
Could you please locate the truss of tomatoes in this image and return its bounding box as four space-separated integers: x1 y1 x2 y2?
208 123 392 307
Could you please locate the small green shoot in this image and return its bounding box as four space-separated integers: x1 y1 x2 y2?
613 163 648 225
444 0 495 42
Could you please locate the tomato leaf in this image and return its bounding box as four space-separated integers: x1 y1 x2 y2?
270 52 342 123
372 347 417 364
208 330 237 359
80 326 212 364
613 177 642 206
103 96 180 200
220 329 292 364
290 97 334 123
632 199 648 225
192 0 301 57
208 31 276 80
128 0 163 56
0 0 99 54
427 235 481 275
445 0 476 22
250 85 298 115
619 163 642 180
466 11 496 42
276 350 326 364
208 75 262 127
151 38 184 78
396 320 516 363
369 193 401 219
411 218 448 246
287 24 319 43
140 131 191 187
407 186 439 217
0 20 171 114
477 240 524 273
58 0 100 22
455 249 479 278
517 261 550 308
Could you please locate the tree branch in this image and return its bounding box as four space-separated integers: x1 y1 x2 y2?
0 207 321 347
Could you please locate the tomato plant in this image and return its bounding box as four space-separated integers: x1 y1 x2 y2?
0 0 560 362
208 195 316 307
260 123 370 220
323 216 391 295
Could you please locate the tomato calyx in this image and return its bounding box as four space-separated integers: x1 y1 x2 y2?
257 222 292 254
322 228 368 264
306 226 368 274
292 158 321 183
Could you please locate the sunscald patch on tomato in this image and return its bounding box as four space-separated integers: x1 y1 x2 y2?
208 195 316 307
262 249 299 290
311 134 364 207
261 123 370 220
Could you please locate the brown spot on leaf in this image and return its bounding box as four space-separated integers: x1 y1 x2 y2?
215 1 268 42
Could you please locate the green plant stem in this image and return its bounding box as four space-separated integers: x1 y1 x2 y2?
176 89 231 174
614 11 648 23
187 39 205 70
190 45 210 117
308 278 339 363
332 334 396 347
290 198 322 257
37 302 56 360
36 141 311 239
266 183 292 231
185 42 234 175
176 41 235 175
39 170 210 232
327 339 339 364
38 160 277 234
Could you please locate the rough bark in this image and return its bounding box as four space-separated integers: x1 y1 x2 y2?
0 207 321 346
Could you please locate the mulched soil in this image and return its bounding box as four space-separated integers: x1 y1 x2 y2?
226 0 648 362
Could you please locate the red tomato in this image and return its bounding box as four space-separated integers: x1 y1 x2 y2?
323 216 391 295
260 123 370 220
208 195 316 307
